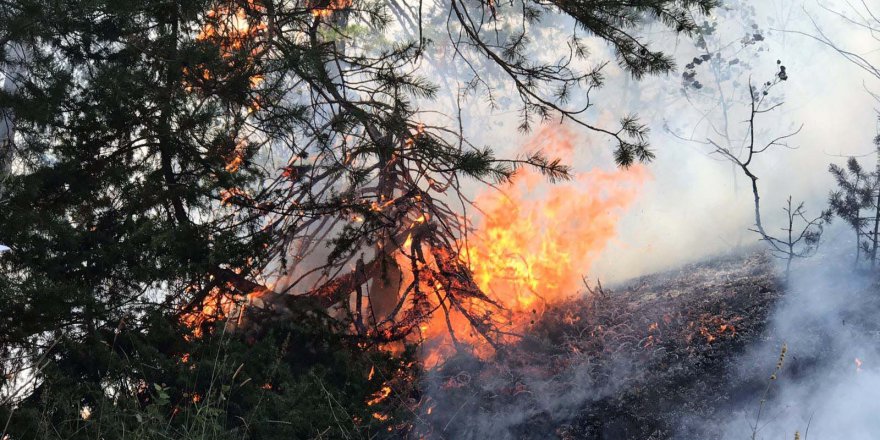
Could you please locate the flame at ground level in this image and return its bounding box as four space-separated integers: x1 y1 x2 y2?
420 126 648 366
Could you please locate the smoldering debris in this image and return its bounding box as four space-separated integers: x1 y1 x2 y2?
413 248 880 440
415 252 787 439
712 255 880 439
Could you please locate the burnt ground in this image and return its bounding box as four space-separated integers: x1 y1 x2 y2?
550 252 781 440
412 250 880 439
414 252 787 439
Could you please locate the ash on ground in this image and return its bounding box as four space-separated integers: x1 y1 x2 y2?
414 252 880 439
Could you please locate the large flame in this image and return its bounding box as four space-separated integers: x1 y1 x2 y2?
467 126 647 312
178 1 647 371
421 126 647 366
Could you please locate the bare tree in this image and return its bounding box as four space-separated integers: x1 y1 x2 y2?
794 1 880 86
777 196 830 276
707 65 830 279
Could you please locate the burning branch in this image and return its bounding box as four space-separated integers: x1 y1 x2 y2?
175 0 650 366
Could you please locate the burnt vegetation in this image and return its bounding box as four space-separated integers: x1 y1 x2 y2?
420 253 782 439
1 0 880 439
0 0 720 438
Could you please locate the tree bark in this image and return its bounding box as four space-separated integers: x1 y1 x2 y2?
872 186 880 266
0 42 27 196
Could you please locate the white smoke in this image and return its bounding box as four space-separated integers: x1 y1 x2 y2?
694 248 880 439
418 1 880 437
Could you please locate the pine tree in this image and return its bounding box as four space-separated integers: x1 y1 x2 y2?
0 0 716 437
828 125 880 268
829 157 873 265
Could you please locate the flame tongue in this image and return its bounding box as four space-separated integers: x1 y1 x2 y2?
420 126 647 366
467 126 647 314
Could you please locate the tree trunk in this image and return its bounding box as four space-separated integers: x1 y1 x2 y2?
854 176 862 266
0 43 27 196
872 187 880 267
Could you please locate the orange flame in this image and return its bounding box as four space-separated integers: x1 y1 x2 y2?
197 1 266 58
188 0 266 110
179 280 267 339
366 386 392 406
467 137 646 311
311 0 352 18
421 126 647 366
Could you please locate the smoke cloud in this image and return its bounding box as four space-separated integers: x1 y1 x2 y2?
418 1 880 438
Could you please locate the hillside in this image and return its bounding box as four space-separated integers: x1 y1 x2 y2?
418 252 783 439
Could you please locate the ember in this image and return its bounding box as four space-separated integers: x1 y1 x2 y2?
311 0 352 18
366 386 392 406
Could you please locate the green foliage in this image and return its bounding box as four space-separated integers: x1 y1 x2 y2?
0 0 717 438
827 124 880 266
2 312 411 440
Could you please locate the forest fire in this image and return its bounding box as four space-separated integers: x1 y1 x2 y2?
418 127 647 366
466 127 647 312
10 0 880 438
176 0 651 372
178 125 648 372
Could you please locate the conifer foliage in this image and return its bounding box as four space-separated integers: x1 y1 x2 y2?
0 0 714 438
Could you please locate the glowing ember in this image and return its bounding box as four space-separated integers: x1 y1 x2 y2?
311 0 352 18
687 314 739 345
366 386 392 406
